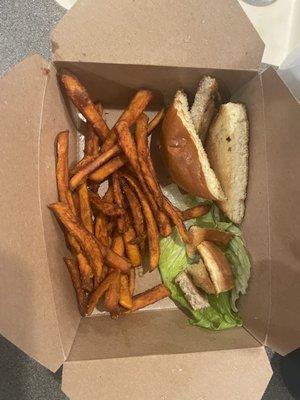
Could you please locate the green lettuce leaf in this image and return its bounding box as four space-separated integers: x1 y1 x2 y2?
159 184 251 330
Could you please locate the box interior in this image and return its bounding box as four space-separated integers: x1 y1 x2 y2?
51 61 265 359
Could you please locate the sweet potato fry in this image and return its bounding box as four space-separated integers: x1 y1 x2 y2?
102 185 114 203
56 131 69 205
123 225 142 267
84 103 102 157
181 204 211 221
86 270 119 316
76 253 93 292
104 270 121 312
189 226 234 247
112 235 125 256
112 173 129 234
130 284 170 312
129 268 136 295
148 108 165 134
136 114 164 207
78 183 94 233
115 120 142 175
70 145 120 189
64 257 86 316
70 155 95 176
89 190 125 217
59 69 110 141
89 155 127 182
119 274 133 309
101 89 152 152
49 202 103 284
94 212 110 247
163 198 190 244
120 173 160 270
121 182 145 243
97 240 131 273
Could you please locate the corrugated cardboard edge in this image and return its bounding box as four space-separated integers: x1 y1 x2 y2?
62 348 272 400
231 73 271 346
38 62 82 363
51 0 264 71
0 54 65 372
232 67 300 355
262 67 300 355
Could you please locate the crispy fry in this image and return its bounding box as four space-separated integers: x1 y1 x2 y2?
84 103 102 157
129 268 136 295
56 131 69 204
64 257 86 316
78 183 94 233
112 235 125 256
115 120 141 173
123 225 142 267
97 240 131 273
112 173 129 234
89 190 125 217
67 233 82 255
181 204 211 221
114 121 171 236
70 145 120 189
70 155 95 176
121 182 145 243
104 270 121 312
49 202 103 284
189 226 234 247
163 199 190 244
100 264 108 282
94 212 110 247
76 253 93 292
119 274 133 309
102 185 114 203
89 155 127 182
86 270 119 316
136 114 164 207
107 219 117 237
120 173 160 270
130 284 170 311
148 108 165 133
101 89 152 152
59 70 110 141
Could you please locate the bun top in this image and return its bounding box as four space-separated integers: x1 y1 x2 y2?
161 91 226 201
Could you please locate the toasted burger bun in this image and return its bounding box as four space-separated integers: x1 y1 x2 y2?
205 102 249 224
161 90 226 201
197 241 234 294
190 76 220 143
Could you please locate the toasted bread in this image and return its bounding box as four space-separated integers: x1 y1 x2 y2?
175 271 209 310
187 261 216 294
197 241 234 294
190 76 219 143
205 103 249 224
161 90 226 201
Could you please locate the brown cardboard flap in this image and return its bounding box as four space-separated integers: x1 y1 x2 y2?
230 74 271 346
52 0 264 71
67 310 260 362
39 63 82 361
55 61 256 109
232 69 300 355
262 68 300 355
62 347 271 400
0 55 65 371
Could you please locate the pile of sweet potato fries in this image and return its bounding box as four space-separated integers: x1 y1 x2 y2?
49 70 210 317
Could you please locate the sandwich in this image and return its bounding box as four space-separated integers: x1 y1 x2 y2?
158 76 251 330
161 89 226 201
205 103 249 224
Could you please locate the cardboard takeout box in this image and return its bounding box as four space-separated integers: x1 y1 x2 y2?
0 1 299 399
